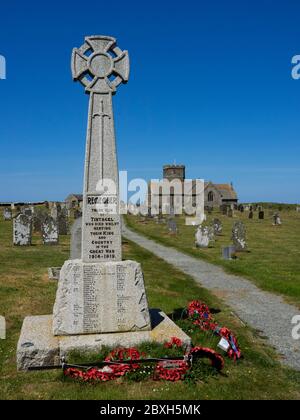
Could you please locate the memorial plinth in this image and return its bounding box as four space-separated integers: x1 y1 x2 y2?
17 35 190 370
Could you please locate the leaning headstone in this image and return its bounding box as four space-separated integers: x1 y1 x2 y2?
259 211 264 220
3 208 12 221
57 213 69 235
232 221 247 251
195 226 211 248
222 245 236 260
70 217 82 260
17 35 190 371
42 216 59 245
212 218 222 235
13 214 32 246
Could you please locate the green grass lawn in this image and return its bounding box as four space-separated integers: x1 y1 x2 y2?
0 217 300 399
125 209 300 308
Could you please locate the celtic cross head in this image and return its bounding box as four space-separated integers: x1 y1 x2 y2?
72 35 130 94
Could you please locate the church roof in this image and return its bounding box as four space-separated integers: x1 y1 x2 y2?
213 184 237 200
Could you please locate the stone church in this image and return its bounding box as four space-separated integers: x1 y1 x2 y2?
148 164 238 211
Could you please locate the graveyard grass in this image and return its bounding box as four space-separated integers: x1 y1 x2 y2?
1 219 300 400
125 209 300 308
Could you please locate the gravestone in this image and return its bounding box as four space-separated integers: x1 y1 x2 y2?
259 210 264 220
42 216 59 245
48 267 61 281
249 211 253 219
222 245 236 260
57 213 69 235
227 208 233 218
23 208 32 217
74 209 82 219
50 205 58 220
232 221 247 251
33 210 46 232
17 35 190 370
13 214 32 246
168 219 177 234
273 213 282 226
70 217 82 260
220 204 228 215
3 208 12 221
212 218 222 235
195 226 211 248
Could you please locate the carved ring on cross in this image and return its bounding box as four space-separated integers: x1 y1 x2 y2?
72 36 130 94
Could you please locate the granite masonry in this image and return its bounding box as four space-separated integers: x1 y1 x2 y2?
17 35 190 370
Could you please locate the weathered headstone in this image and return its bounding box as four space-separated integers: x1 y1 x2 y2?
249 211 253 219
212 218 222 235
42 216 59 245
57 213 69 235
273 213 282 226
23 208 32 217
222 245 236 260
13 214 32 246
168 219 177 234
195 226 211 248
17 35 190 370
259 210 264 220
232 221 247 251
33 210 46 232
228 208 233 218
3 208 12 221
48 267 61 281
50 205 58 220
220 204 228 215
70 217 82 260
74 209 82 219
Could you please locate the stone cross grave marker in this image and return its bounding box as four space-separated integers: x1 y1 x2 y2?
13 214 32 246
232 221 247 251
71 36 131 263
42 216 59 245
53 35 151 336
17 36 190 370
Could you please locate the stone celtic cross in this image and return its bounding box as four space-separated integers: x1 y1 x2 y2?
72 36 129 262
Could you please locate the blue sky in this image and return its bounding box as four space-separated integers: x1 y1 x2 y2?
0 0 299 203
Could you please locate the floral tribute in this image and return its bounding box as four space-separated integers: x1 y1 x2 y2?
187 300 242 360
64 299 242 384
64 338 225 383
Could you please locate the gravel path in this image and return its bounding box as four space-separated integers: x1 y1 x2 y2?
122 223 300 370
